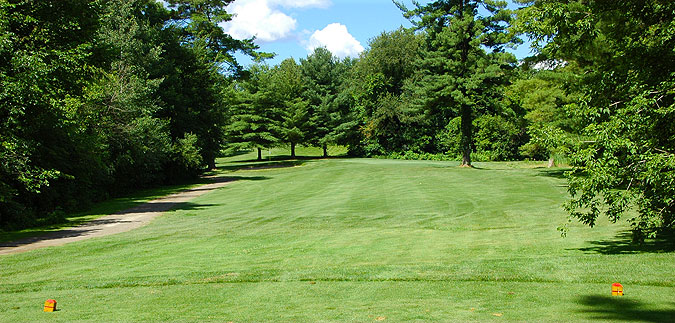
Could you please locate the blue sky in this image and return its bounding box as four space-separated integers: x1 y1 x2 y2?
176 0 534 66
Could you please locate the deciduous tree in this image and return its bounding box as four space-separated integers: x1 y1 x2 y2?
516 0 675 240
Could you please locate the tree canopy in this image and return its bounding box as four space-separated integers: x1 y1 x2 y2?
1 0 673 242
396 0 518 166
516 0 675 240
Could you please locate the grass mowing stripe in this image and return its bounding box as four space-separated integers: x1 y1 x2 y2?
2 282 674 321
0 150 673 321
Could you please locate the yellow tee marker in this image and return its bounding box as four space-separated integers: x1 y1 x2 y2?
43 299 57 312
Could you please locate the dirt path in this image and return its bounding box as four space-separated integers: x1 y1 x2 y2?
0 177 233 256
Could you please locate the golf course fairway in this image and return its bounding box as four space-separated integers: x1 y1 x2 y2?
1 152 673 321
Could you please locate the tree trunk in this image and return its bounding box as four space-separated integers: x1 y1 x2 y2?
458 0 472 168
207 158 216 170
323 144 328 158
257 147 262 161
548 155 556 168
460 105 472 167
291 142 296 158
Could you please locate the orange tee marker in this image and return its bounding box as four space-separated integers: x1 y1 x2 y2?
43 299 57 312
611 283 624 296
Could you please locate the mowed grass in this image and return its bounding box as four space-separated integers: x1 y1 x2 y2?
1 149 673 322
0 181 212 244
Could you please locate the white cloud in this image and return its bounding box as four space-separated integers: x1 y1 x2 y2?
221 0 332 42
221 0 295 42
273 0 331 8
306 23 365 58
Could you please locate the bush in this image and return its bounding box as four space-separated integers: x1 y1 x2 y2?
387 151 456 161
168 133 203 180
436 117 462 158
473 114 523 161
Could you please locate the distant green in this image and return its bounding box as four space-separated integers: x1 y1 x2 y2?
1 150 673 322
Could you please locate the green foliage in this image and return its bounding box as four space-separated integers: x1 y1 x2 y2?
437 117 463 157
280 98 310 158
301 48 357 156
437 114 523 161
166 0 270 74
517 0 675 240
0 0 102 229
473 114 522 161
0 0 258 230
397 0 518 166
224 64 281 159
160 0 270 169
387 150 455 161
170 133 203 178
90 0 171 191
505 65 583 164
272 58 311 157
351 28 422 155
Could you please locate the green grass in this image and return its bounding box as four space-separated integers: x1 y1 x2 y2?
1 150 673 322
0 145 340 244
0 180 210 244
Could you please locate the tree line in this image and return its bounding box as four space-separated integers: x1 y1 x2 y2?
0 0 265 229
1 0 673 241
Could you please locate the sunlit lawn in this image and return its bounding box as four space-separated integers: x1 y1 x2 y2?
1 147 673 321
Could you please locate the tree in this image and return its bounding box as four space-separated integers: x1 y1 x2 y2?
351 27 422 155
88 0 171 190
224 64 281 160
506 64 582 167
324 58 360 154
160 0 268 169
0 0 103 227
301 48 358 157
396 0 518 166
301 48 338 157
166 0 269 75
272 58 309 158
516 0 675 241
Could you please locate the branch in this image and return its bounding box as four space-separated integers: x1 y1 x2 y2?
654 147 674 155
626 177 634 191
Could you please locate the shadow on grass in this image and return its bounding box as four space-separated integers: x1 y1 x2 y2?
0 227 102 249
0 175 267 249
578 295 675 322
216 159 313 172
114 201 221 215
208 175 270 183
576 231 675 255
0 175 267 245
172 202 221 213
536 168 571 179
220 150 252 158
0 201 218 251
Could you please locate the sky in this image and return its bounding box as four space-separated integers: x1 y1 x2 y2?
163 0 535 66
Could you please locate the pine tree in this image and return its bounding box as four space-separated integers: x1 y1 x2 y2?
161 0 270 169
301 48 337 157
301 48 356 157
225 64 281 160
272 59 310 158
396 0 517 166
